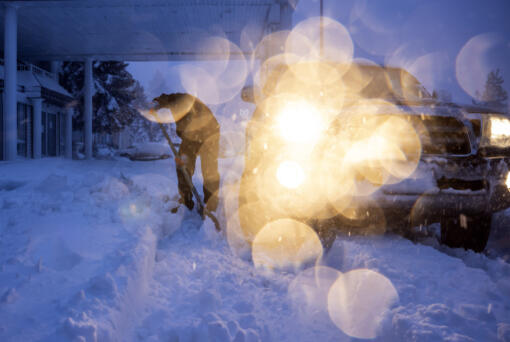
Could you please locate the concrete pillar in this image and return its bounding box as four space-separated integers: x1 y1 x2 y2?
3 4 18 160
31 98 43 159
65 107 73 159
84 57 93 159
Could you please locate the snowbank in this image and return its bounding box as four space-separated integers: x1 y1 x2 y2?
0 159 173 341
1 158 510 341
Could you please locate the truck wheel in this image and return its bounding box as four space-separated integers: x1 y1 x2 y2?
317 227 337 252
440 214 492 253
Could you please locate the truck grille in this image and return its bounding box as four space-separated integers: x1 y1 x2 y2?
409 115 471 155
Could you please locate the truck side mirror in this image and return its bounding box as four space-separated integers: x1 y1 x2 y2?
241 85 257 103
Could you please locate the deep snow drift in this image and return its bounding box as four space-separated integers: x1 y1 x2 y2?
1 158 510 342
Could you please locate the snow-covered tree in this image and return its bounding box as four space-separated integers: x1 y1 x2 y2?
60 61 139 133
479 69 508 110
125 81 163 143
124 80 180 144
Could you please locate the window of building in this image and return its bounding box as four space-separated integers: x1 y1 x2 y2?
17 103 33 158
59 112 66 156
41 111 58 157
0 93 3 160
42 111 47 156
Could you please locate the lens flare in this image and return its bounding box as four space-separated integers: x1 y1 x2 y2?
256 159 323 218
224 184 252 259
374 116 421 180
254 53 299 97
252 30 292 72
456 33 503 101
341 58 378 94
506 172 510 190
240 22 261 55
179 64 221 105
194 36 232 75
317 142 356 219
335 114 420 191
277 160 305 189
241 25 428 234
327 269 399 339
179 37 248 105
237 200 273 244
288 266 342 319
348 1 403 57
276 101 324 144
219 130 245 158
399 51 447 99
252 219 323 272
285 16 353 65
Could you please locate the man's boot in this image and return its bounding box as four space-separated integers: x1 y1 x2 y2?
170 195 194 213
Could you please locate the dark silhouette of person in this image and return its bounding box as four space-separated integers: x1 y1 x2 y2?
152 93 220 212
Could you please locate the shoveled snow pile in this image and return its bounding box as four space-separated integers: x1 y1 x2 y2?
1 158 510 342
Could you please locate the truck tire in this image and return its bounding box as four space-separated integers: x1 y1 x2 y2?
440 214 492 253
308 217 339 252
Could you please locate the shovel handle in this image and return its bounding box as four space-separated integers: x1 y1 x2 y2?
157 122 221 231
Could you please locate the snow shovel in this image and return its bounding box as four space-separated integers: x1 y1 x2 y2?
156 121 222 232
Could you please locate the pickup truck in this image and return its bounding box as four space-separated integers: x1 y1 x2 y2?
238 61 510 252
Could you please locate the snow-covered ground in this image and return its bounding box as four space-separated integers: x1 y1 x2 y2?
1 157 510 342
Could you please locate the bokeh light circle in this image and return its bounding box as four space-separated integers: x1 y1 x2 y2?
276 160 305 189
179 37 248 105
286 16 353 64
252 219 323 272
456 33 504 101
327 269 399 339
288 266 342 319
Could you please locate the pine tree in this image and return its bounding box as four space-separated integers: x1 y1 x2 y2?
126 81 162 143
432 89 452 103
125 80 180 144
60 61 139 134
480 69 508 110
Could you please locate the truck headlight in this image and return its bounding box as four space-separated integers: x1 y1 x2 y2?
275 101 325 145
482 115 510 148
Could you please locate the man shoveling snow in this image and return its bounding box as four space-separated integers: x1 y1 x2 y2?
151 93 221 218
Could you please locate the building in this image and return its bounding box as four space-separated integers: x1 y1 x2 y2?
1 1 295 161
0 60 73 160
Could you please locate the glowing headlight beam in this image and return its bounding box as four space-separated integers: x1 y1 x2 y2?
491 117 510 140
276 101 324 144
506 172 510 190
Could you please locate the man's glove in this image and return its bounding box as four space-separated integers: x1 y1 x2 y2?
175 154 189 167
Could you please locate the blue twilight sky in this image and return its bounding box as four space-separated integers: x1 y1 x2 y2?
128 0 510 107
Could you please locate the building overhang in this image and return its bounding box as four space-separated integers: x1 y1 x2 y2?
0 0 295 62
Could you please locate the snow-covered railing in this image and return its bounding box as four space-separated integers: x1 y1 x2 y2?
0 58 57 80
30 64 57 80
